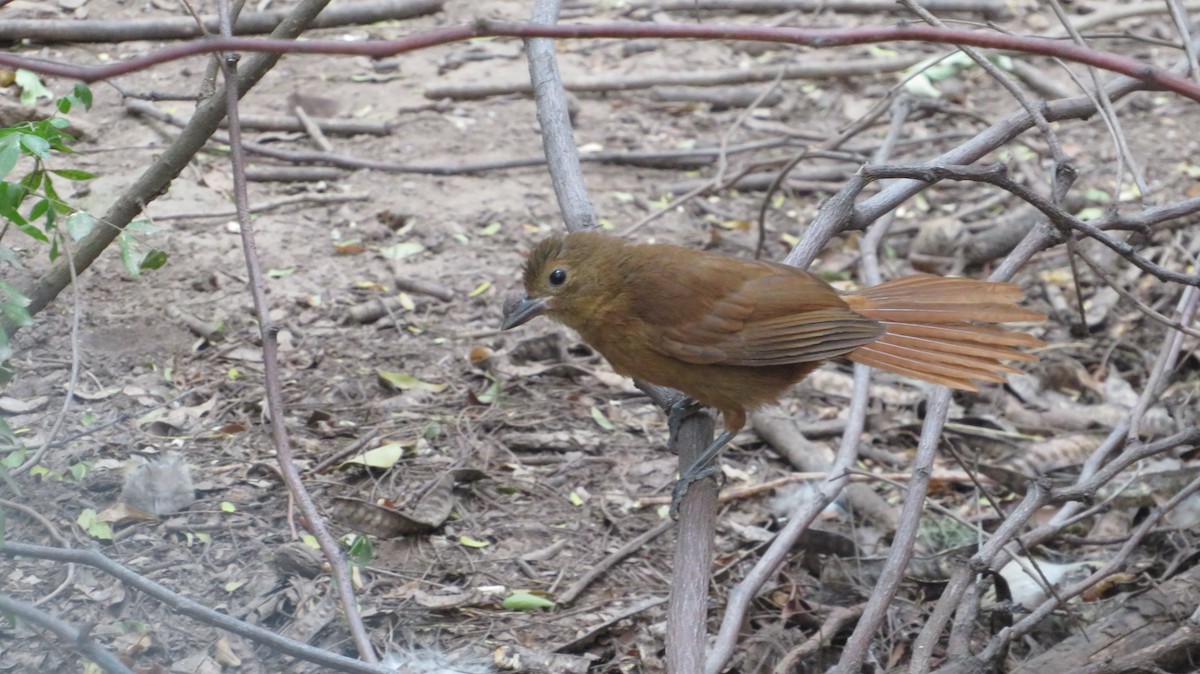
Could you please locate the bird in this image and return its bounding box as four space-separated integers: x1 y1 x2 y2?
501 231 1044 498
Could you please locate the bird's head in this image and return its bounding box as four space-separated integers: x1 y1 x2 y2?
501 231 620 331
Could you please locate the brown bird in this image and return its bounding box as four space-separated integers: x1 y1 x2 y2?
502 231 1043 492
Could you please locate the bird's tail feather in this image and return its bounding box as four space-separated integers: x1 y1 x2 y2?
842 274 1043 391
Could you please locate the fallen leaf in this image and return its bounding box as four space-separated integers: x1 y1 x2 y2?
341 442 406 469
377 370 448 393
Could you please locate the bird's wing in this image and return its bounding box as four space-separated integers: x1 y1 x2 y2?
647 269 884 366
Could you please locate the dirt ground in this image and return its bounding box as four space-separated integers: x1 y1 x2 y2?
2 0 1200 672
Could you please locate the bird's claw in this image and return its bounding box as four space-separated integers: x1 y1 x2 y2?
667 397 702 448
668 464 720 519
667 429 736 518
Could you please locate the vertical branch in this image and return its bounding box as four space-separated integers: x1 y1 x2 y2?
12 230 82 476
706 366 870 674
214 0 376 662
1047 0 1148 197
825 96 926 672
528 0 596 233
523 3 718 672
831 389 952 674
1128 283 1200 439
1166 0 1200 82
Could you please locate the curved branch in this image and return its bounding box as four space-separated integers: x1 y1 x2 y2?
858 163 1200 287
2 22 1199 104
0 542 398 674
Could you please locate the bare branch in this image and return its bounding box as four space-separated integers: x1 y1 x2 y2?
3 23 1199 105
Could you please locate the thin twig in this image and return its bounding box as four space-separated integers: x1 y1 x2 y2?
0 594 133 674
557 519 674 605
215 0 375 661
13 232 82 477
0 543 398 674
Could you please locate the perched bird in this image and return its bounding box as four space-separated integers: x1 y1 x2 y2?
502 231 1043 492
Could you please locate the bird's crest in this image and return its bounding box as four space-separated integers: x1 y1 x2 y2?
523 234 567 289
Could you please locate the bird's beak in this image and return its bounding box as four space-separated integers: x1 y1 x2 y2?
501 295 549 330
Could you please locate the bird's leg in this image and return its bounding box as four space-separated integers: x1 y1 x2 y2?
669 429 735 517
666 397 703 448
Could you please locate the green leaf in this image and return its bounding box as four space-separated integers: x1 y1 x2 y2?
72 83 93 109
65 211 95 240
0 144 18 181
590 406 616 431
0 280 32 310
140 249 168 270
219 501 236 513
1 448 27 468
124 219 156 235
422 421 442 441
347 534 374 566
379 241 425 261
117 233 141 278
76 508 112 540
68 462 89 481
17 135 49 160
0 181 26 209
903 73 941 99
17 172 41 197
0 202 31 231
14 70 52 106
341 442 405 469
502 591 555 611
27 199 48 222
12 220 44 242
377 370 448 393
0 281 31 353
50 168 97 181
458 536 490 548
474 379 500 405
42 177 66 214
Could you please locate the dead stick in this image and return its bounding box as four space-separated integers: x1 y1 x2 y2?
152 192 367 221
628 0 1007 18
293 105 334 153
245 166 346 182
0 0 444 43
557 519 675 605
636 470 980 507
393 276 455 301
425 56 923 100
222 114 392 136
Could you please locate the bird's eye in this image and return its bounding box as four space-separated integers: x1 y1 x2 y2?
548 268 567 286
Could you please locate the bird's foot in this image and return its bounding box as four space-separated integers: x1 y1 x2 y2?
667 397 703 449
669 464 720 518
667 429 735 518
